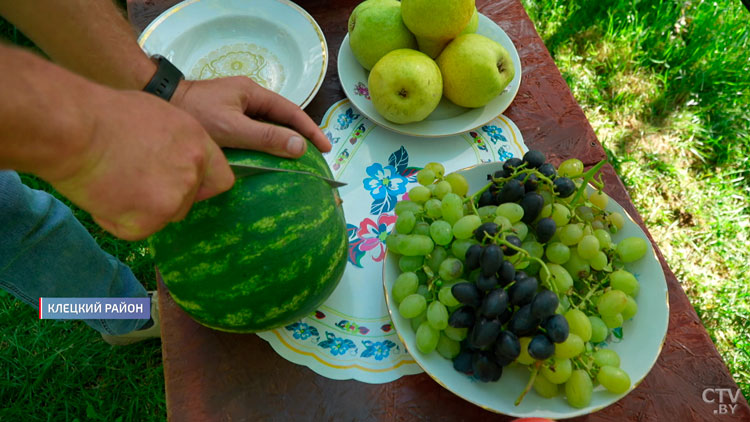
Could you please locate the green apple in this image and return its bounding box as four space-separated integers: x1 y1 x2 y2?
416 7 479 58
437 34 515 108
368 49 443 124
401 0 475 41
348 0 417 70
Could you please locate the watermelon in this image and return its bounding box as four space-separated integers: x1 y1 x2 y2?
150 141 348 332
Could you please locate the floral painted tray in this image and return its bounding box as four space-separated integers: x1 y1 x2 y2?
256 99 528 383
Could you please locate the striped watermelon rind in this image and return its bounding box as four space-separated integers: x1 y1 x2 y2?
150 141 348 332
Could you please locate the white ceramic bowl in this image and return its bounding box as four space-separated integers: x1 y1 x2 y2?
138 0 327 108
338 14 522 138
383 161 669 419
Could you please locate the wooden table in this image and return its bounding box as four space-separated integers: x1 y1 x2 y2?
128 1 750 420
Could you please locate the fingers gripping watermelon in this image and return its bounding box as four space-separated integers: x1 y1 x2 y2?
150 141 348 332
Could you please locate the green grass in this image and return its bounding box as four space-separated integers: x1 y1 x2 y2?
523 0 750 397
2 0 749 418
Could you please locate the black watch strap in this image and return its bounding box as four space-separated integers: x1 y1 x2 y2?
143 55 183 101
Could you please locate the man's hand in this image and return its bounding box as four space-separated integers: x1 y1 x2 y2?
170 76 331 158
49 90 235 241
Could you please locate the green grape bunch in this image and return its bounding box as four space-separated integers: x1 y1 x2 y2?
386 151 650 410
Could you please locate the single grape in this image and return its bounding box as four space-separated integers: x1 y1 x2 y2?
577 235 601 260
398 255 424 273
597 366 631 394
621 295 638 320
441 193 464 224
471 319 503 348
521 192 545 223
476 274 499 292
424 162 445 179
417 168 436 186
477 189 494 207
616 237 648 263
541 264 574 293
427 301 449 330
597 290 628 316
543 314 570 343
589 190 609 210
498 260 516 285
444 325 469 342
511 221 529 241
410 311 426 331
472 352 503 382
386 233 404 254
589 316 609 343
452 350 473 374
565 369 593 408
524 173 541 192
448 305 476 328
594 349 621 368
477 205 498 222
554 333 584 359
395 210 416 234
591 219 605 230
534 372 560 398
553 177 576 198
523 150 546 168
436 333 461 359
395 200 423 216
564 309 592 342
451 238 477 261
475 222 499 242
560 224 584 246
465 244 483 270
453 215 482 240
493 215 513 232
541 357 573 384
531 289 560 320
502 235 523 256
451 283 481 308
498 179 525 203
503 157 524 175
416 321 440 354
562 249 590 281
509 304 541 337
399 294 427 319
593 229 612 250
480 244 503 276
480 288 509 318
417 284 430 299
445 173 469 197
433 180 453 200
576 205 595 222
424 198 442 219
546 242 571 264
538 162 557 179
601 313 624 329
536 217 557 243
589 251 609 271
550 203 572 227
494 330 521 361
429 220 453 246
426 245 448 274
438 258 463 281
558 158 584 178
610 269 640 296
413 221 431 236
509 276 539 307
608 212 625 230
399 234 435 256
516 337 536 365
528 334 555 360
392 272 419 303
496 202 524 223
408 185 432 204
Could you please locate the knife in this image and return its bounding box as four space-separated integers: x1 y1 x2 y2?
229 163 347 188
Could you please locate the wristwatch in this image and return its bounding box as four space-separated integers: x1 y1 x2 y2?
142 55 183 101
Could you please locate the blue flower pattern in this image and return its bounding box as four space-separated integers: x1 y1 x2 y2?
318 332 357 356
482 125 508 144
363 163 408 200
285 322 319 341
361 340 397 361
337 108 360 130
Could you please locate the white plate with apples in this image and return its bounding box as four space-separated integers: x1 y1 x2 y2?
338 13 522 138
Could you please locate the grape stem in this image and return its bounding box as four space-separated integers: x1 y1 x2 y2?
515 361 542 406
567 159 607 209
494 237 557 295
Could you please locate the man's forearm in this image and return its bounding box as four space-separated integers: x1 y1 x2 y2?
0 43 102 181
0 0 156 90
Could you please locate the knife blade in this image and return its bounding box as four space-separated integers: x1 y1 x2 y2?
229 163 347 188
